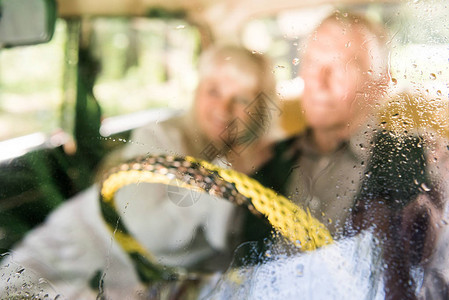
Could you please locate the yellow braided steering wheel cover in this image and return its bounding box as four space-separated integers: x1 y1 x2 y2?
100 155 333 252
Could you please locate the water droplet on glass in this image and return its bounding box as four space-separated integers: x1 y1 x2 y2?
292 58 300 66
430 73 437 80
412 63 417 68
296 264 304 277
420 183 431 192
345 41 351 48
176 25 185 29
436 90 442 96
391 78 397 85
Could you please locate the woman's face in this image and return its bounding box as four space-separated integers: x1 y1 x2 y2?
194 64 258 144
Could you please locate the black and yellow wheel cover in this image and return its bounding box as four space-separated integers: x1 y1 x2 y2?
99 155 333 283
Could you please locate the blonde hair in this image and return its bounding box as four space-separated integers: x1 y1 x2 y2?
197 45 276 99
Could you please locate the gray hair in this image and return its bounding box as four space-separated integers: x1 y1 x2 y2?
319 11 390 82
197 45 277 99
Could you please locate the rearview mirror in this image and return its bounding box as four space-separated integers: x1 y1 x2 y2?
0 0 57 47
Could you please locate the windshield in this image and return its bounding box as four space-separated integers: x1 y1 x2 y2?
0 1 448 299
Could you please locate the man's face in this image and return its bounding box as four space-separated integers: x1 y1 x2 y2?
300 22 373 131
194 65 258 143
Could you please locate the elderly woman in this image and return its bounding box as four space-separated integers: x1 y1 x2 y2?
0 45 278 299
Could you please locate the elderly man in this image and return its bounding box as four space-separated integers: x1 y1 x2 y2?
253 12 447 300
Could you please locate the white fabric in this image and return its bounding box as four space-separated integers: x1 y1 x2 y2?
207 232 386 300
115 183 235 267
0 186 144 299
116 114 236 266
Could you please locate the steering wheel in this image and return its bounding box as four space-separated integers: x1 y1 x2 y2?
99 154 333 284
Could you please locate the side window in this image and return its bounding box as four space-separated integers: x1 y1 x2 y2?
241 3 449 137
0 20 67 142
88 18 201 119
242 3 449 98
